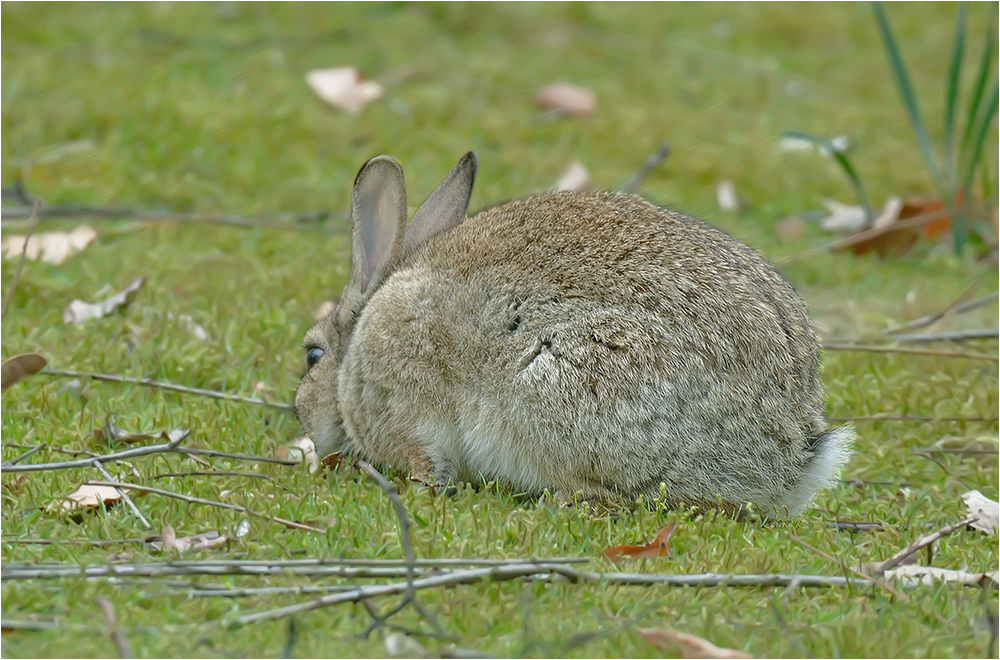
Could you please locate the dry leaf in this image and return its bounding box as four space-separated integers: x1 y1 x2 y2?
150 526 229 554
48 483 126 516
320 451 349 471
601 523 677 563
93 417 189 446
820 198 869 233
715 180 741 213
278 436 320 473
306 67 384 113
63 278 145 324
871 195 904 229
536 82 597 117
637 628 754 659
1 225 97 264
1 353 47 393
313 300 335 321
774 216 805 244
962 490 999 535
384 633 429 658
837 196 956 259
885 565 999 587
556 161 591 192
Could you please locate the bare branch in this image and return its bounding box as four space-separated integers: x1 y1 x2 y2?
789 534 910 603
2 442 48 466
83 480 324 533
96 594 133 659
92 460 152 530
873 517 978 576
619 141 671 194
887 330 998 343
885 291 998 335
1 432 190 473
824 343 998 361
37 369 295 411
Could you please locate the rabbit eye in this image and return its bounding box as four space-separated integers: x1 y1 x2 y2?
306 346 324 368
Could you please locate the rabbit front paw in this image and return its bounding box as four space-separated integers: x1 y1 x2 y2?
405 447 447 489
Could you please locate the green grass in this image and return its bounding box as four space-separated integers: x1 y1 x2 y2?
2 2 998 658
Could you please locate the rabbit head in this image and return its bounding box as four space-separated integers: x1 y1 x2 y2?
295 153 478 457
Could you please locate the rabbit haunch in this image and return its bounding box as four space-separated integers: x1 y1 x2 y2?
295 152 853 517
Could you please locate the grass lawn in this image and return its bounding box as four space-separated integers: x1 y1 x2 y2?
2 2 998 658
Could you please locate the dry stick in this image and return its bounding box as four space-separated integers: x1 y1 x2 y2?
789 534 909 603
0 199 39 319
889 329 998 343
354 458 448 638
1 537 150 547
36 369 295 411
824 343 999 361
0 203 346 229
3 443 48 466
885 291 998 335
775 203 974 266
95 594 133 660
0 432 190 473
227 565 875 628
173 448 299 466
873 517 978 576
829 415 998 422
92 461 152 531
619 141 672 194
84 480 323 533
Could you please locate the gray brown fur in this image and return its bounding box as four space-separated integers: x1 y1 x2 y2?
296 152 853 517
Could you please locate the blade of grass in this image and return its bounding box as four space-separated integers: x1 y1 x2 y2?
958 20 998 201
871 2 945 193
782 130 874 219
959 74 999 203
941 2 967 193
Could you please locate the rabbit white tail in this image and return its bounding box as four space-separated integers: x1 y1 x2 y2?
782 425 855 517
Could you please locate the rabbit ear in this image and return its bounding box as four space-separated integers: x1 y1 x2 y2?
402 152 477 258
350 155 408 293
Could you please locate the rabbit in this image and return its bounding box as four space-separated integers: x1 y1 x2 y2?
295 151 854 517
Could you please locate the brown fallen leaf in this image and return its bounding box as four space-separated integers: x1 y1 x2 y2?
837 196 957 259
277 437 320 473
47 483 127 517
536 82 597 117
0 225 97 264
306 67 384 113
1 353 47 393
63 278 145 323
637 628 754 659
313 300 335 322
601 522 677 563
320 451 349 471
962 490 999 535
149 526 229 554
555 161 591 192
93 416 189 446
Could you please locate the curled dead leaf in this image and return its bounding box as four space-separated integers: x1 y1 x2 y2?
601 522 678 563
47 483 127 517
277 437 320 473
1 353 47 393
962 490 999 535
555 161 591 192
885 565 999 587
306 67 384 113
637 628 754 659
63 278 145 324
150 526 229 554
536 82 597 117
1 225 97 264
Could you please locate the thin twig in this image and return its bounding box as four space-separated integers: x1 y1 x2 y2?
888 329 998 343
37 369 295 411
354 458 448 638
1 199 39 319
92 461 152 530
824 343 998 361
873 517 978 576
829 415 998 422
3 443 48 466
95 594 133 659
789 534 909 603
1 537 150 547
0 203 346 229
885 291 998 335
1 432 190 473
172 448 300 466
619 141 671 194
84 481 324 533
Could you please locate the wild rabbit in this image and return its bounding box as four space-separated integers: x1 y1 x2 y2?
296 152 853 517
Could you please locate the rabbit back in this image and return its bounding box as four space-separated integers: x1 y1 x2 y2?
337 191 849 515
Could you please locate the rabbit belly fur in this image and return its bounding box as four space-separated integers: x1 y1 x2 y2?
324 192 853 517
